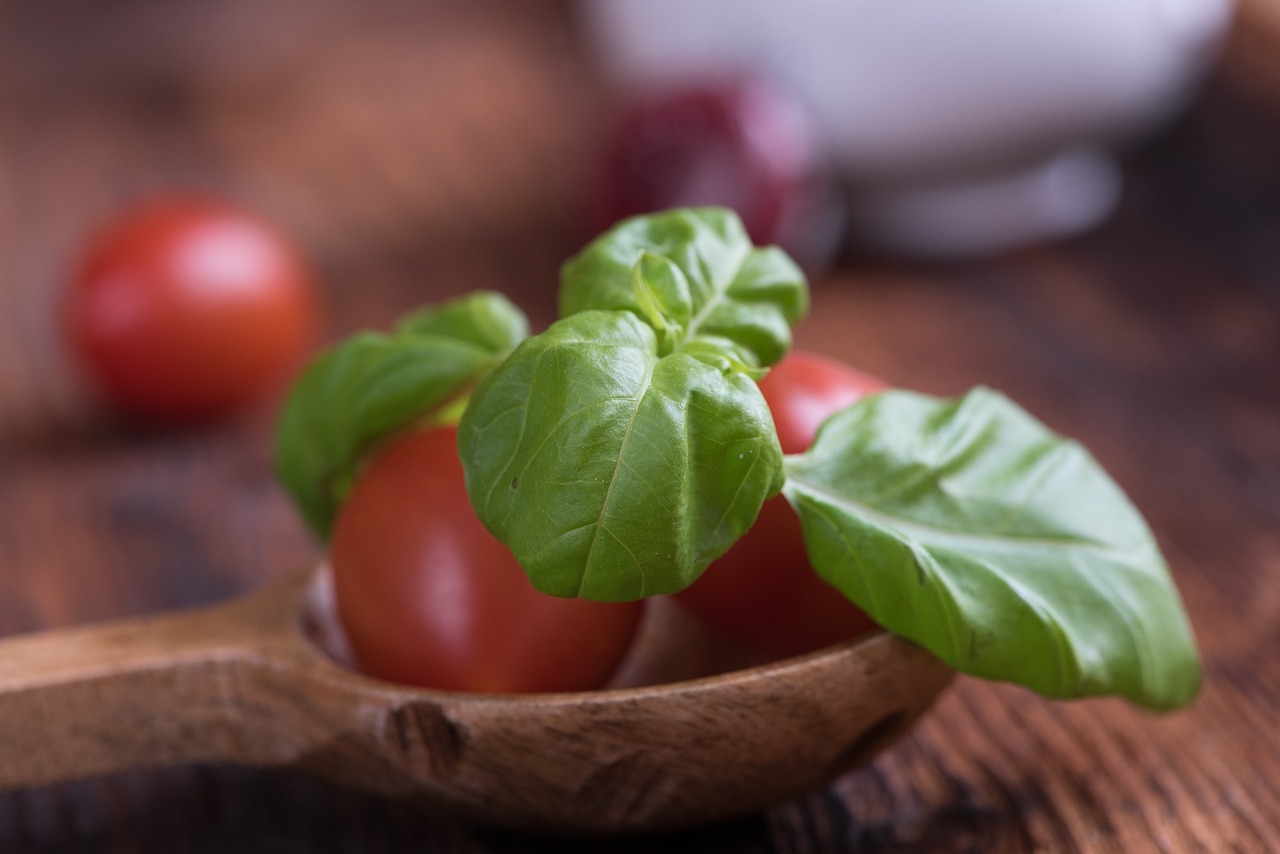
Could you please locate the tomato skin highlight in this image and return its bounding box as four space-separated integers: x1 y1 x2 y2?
759 352 888 457
674 351 884 658
330 426 645 693
66 197 319 424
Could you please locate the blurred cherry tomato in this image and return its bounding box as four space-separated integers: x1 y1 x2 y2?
330 425 645 693
588 78 843 269
675 351 885 658
66 197 320 424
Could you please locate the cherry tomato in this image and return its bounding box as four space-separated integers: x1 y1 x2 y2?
674 351 885 658
66 197 320 424
588 78 842 269
330 425 645 693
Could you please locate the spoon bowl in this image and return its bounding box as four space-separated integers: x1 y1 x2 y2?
0 567 952 833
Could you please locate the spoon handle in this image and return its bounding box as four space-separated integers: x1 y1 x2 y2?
0 574 322 791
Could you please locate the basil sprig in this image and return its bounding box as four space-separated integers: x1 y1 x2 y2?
274 207 1201 710
460 209 805 598
275 291 527 536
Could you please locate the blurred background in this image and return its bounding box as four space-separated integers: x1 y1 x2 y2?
0 0 1271 426
0 0 585 421
0 0 597 628
2 0 1280 849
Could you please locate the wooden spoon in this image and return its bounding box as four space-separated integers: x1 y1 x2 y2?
0 566 953 834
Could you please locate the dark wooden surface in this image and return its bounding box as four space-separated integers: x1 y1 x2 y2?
1 2 1278 851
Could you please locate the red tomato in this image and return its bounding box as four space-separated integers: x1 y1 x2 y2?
674 351 885 658
330 425 645 693
66 197 319 424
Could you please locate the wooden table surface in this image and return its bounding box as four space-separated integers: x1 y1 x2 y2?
1 2 1278 851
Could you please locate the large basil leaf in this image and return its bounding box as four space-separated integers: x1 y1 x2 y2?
459 310 784 601
783 387 1201 710
275 291 527 537
560 207 807 369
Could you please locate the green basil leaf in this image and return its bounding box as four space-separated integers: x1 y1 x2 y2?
275 291 527 538
560 207 807 368
395 289 527 347
631 250 692 354
459 309 785 601
783 387 1201 710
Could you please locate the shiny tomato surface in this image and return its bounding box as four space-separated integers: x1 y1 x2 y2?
67 197 319 424
330 426 645 693
675 351 885 658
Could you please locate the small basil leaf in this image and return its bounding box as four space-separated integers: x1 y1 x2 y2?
275 291 527 538
560 207 807 368
460 309 784 601
631 250 692 354
396 289 528 349
783 387 1201 711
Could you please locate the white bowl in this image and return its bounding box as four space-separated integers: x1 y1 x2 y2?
581 0 1234 257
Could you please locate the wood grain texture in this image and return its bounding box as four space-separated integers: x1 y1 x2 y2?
0 0 1278 850
0 569 953 834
